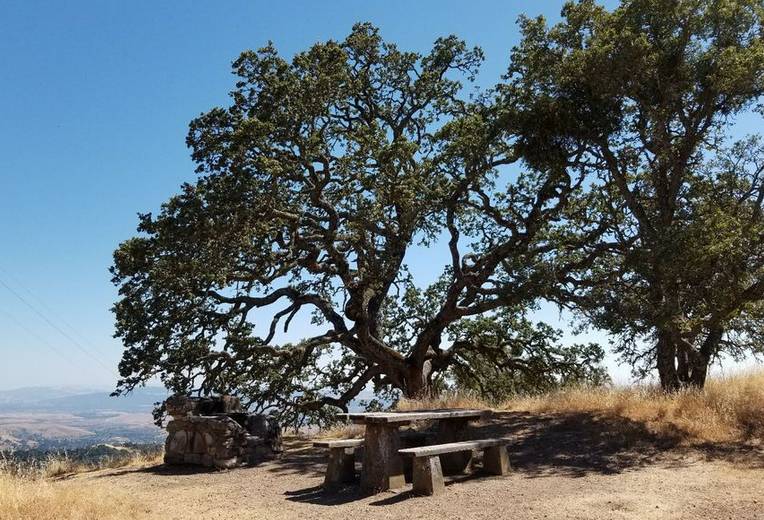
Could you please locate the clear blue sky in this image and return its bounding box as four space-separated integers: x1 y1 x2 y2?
2 0 753 392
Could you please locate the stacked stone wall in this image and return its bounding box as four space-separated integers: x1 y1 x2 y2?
163 395 282 468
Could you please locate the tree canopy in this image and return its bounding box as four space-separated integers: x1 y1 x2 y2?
504 0 764 389
111 22 607 426
113 0 764 424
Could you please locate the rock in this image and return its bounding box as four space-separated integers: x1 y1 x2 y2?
166 429 187 453
165 395 197 419
163 451 184 465
162 394 281 469
192 432 207 454
246 415 268 436
183 453 202 465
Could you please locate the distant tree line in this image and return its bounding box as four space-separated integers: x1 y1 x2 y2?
112 0 764 425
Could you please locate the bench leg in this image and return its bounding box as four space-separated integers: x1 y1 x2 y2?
412 456 446 496
324 447 356 487
483 446 510 476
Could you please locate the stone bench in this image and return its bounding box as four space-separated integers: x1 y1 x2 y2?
314 430 432 487
399 437 512 496
313 439 365 487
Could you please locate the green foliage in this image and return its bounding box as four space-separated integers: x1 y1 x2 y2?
112 1 764 428
111 22 607 427
504 0 764 388
444 312 609 400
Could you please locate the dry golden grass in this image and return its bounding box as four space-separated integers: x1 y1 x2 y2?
0 472 146 520
397 391 495 412
314 422 366 440
396 370 764 444
1 448 164 479
56 448 163 477
0 449 162 520
506 371 764 443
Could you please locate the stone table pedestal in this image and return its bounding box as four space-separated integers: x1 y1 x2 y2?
360 423 406 493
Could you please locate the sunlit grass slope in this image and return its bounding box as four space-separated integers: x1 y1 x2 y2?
397 370 764 444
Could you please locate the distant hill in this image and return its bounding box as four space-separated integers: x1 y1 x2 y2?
0 386 95 405
0 386 168 414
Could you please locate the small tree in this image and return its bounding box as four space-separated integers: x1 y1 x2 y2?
504 0 764 389
111 24 605 425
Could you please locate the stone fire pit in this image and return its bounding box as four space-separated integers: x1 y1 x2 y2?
163 395 282 469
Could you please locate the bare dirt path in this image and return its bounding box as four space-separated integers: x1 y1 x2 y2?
67 412 764 520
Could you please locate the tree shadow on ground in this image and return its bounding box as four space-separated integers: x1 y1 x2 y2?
284 484 365 506
89 462 221 479
472 411 764 477
93 437 329 481
265 438 330 479
282 469 486 507
92 410 763 505
471 411 683 478
282 410 764 506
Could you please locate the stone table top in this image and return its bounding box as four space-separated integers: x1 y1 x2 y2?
338 408 489 425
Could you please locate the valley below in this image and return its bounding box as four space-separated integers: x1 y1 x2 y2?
0 386 165 452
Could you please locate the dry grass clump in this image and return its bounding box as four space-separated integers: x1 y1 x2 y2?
0 471 146 520
0 448 162 520
395 370 764 444
1 447 164 479
506 371 764 443
47 449 164 478
314 422 365 440
396 391 494 412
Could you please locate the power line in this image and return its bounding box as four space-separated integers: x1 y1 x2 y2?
0 265 113 362
0 266 118 371
0 308 88 374
0 275 119 377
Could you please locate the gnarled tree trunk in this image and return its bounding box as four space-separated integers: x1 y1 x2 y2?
401 360 433 399
659 328 719 390
687 354 709 387
656 330 680 392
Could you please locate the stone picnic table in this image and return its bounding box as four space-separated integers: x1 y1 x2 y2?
338 409 490 493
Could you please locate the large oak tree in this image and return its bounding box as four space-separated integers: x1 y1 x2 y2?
111 23 606 425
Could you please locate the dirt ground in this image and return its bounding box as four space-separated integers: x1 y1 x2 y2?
67 411 764 520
